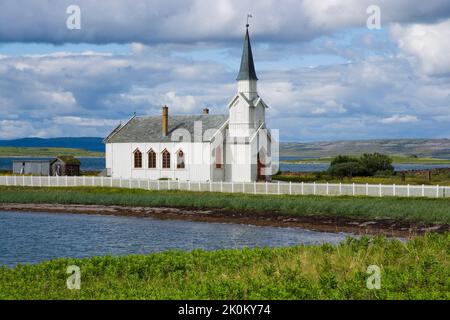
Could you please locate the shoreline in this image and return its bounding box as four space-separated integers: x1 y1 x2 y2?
1 203 448 237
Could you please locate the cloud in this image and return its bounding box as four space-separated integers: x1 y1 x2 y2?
379 115 419 124
1 0 450 44
391 18 450 75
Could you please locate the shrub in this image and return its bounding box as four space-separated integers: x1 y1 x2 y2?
330 155 359 166
327 162 366 179
359 153 394 176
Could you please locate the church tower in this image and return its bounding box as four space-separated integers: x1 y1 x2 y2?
228 24 267 138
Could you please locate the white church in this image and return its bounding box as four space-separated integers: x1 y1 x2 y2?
104 25 276 182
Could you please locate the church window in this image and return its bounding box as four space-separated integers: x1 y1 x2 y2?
162 149 171 169
148 149 156 169
133 149 142 168
177 150 185 169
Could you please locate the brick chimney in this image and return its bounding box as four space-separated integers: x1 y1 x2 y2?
202 108 209 115
162 105 168 136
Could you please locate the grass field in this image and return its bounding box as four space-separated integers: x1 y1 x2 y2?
274 170 450 186
0 147 104 158
0 233 448 299
282 156 450 165
1 186 450 224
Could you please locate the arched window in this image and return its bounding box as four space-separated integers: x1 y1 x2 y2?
177 150 185 169
133 149 142 168
162 149 171 169
148 149 156 169
215 146 222 169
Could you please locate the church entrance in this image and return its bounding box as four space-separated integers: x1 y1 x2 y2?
257 152 266 181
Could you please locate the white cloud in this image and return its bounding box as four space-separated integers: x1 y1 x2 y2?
53 116 120 127
379 114 419 124
391 18 450 75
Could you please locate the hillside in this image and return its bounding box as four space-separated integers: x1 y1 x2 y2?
281 139 450 158
0 137 104 152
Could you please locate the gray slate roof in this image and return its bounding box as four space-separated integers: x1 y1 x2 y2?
105 114 228 143
236 28 258 81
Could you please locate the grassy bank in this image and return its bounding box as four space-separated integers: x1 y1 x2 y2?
0 147 104 158
0 233 448 299
1 186 450 224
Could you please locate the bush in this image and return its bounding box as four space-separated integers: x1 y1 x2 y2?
327 162 366 179
330 155 359 166
359 153 394 176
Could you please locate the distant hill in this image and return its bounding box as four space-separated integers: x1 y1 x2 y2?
1 137 450 159
0 137 104 152
281 139 450 158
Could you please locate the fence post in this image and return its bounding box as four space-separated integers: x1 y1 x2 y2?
168 180 170 191
148 179 150 190
83 176 86 187
6 175 9 186
23 175 25 186
366 183 369 196
254 181 256 194
313 182 316 195
379 183 382 197
290 181 292 195
277 181 280 195
157 180 160 191
66 175 69 187
436 185 440 198
101 176 103 187
422 184 425 197
301 182 304 195
265 181 268 195
39 175 42 187
30 175 33 187
407 184 410 197
221 181 223 193
352 183 355 196
14 175 17 186
339 182 342 195
210 181 212 192
326 182 329 195
232 182 234 193
393 184 396 197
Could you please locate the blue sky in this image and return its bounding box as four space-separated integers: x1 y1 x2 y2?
1 0 450 142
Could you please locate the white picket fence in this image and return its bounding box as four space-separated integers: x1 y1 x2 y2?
0 175 449 198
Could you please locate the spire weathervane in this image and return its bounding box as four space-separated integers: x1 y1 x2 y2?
246 14 252 28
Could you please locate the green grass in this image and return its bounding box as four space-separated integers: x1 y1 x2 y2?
0 233 448 299
0 147 104 158
1 186 450 224
282 156 450 164
274 171 450 186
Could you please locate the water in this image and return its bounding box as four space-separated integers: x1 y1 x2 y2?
1 157 448 173
0 211 350 267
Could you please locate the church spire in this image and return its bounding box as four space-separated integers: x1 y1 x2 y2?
236 24 258 81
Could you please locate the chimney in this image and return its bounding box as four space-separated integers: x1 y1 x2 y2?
162 105 168 136
202 108 209 115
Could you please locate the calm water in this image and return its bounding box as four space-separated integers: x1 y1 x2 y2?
1 157 449 173
0 211 350 267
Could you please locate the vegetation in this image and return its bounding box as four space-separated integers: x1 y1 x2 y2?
327 153 394 178
273 170 450 186
0 233 448 299
0 147 104 158
1 186 450 224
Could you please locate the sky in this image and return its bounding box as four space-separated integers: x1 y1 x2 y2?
0 0 450 142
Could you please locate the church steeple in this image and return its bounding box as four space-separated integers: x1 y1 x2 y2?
236 26 258 81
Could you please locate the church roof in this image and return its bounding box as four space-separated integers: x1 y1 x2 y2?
105 114 228 143
236 28 258 81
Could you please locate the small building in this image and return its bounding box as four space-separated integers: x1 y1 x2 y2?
13 160 52 175
12 156 80 176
